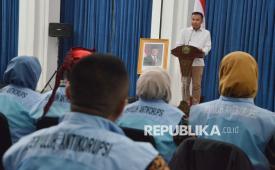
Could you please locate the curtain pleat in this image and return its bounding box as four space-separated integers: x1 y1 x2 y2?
0 0 19 81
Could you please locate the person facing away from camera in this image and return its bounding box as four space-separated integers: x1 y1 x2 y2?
3 54 170 170
189 51 275 170
0 56 42 143
30 47 95 122
117 68 185 162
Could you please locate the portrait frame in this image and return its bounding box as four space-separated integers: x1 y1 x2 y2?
137 38 169 74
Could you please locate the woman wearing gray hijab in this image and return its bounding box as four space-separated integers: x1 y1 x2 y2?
0 56 42 143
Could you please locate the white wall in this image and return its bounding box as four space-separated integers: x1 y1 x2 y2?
18 0 60 91
151 0 191 105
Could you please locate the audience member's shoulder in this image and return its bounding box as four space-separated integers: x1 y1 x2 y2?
126 100 139 107
202 28 211 34
102 131 160 169
4 127 50 157
118 135 155 151
191 100 218 111
253 105 275 120
109 130 166 169
13 85 42 98
164 102 185 115
122 101 139 111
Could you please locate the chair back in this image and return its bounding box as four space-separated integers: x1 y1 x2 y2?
265 134 275 168
169 138 254 170
0 112 12 170
121 127 156 148
36 116 59 130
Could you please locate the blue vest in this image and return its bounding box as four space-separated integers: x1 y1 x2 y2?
0 85 41 143
1 85 42 109
3 112 158 170
117 99 184 162
30 87 70 120
189 96 275 170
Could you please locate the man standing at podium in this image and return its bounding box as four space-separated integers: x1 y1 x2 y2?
177 12 211 105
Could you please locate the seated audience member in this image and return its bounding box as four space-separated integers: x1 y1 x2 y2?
117 68 185 162
30 81 69 120
3 54 169 170
0 56 42 143
189 51 275 170
30 47 94 121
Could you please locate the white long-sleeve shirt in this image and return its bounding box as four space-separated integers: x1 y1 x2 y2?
176 27 211 66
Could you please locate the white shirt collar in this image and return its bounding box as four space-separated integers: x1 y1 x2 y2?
189 27 203 32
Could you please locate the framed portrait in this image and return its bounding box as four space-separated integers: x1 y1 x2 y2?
137 38 169 74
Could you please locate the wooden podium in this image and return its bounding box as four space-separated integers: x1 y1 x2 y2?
171 45 204 76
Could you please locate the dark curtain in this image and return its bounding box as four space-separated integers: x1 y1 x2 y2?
110 0 153 96
59 0 113 66
60 0 153 96
0 0 19 81
203 0 275 111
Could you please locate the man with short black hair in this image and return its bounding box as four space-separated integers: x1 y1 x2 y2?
68 54 129 121
177 11 211 105
3 54 169 170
